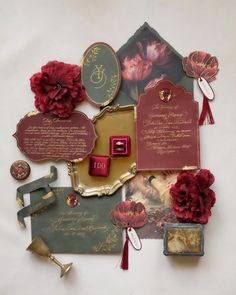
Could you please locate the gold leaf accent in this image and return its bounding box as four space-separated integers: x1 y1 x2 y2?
44 172 54 179
27 111 39 117
83 47 101 67
42 192 54 200
182 166 198 170
106 74 118 99
16 197 24 206
92 227 120 253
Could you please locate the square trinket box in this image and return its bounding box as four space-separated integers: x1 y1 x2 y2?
110 136 131 157
89 155 111 177
163 223 204 256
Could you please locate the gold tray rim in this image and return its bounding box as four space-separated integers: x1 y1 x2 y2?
68 105 137 197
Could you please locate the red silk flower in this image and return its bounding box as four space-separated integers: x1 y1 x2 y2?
30 61 86 118
182 51 219 82
122 54 152 81
170 169 216 224
110 200 147 228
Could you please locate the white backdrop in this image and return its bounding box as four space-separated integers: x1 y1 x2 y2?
0 1 236 294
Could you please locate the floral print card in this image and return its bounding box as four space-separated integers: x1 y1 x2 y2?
125 172 179 239
112 22 193 105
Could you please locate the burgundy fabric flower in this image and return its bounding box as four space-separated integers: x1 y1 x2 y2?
170 170 216 224
196 169 215 190
137 41 172 68
182 51 219 82
122 54 152 81
30 61 86 118
110 201 147 228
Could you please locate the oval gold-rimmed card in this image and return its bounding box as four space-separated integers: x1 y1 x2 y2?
81 42 121 107
68 105 137 197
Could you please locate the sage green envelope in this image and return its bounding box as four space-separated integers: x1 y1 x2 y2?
30 187 122 254
112 22 193 106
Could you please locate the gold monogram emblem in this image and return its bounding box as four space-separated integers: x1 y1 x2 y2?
90 65 107 89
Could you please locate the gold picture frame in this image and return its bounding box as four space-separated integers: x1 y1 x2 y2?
68 105 137 197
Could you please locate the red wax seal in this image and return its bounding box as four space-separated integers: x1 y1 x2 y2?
66 194 79 207
10 160 31 180
89 155 110 177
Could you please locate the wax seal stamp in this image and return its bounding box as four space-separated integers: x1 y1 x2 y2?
10 160 31 180
66 194 79 207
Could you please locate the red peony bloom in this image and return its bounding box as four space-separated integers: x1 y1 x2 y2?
182 51 219 82
122 54 152 81
30 61 86 118
110 200 147 228
137 41 172 68
170 170 216 224
196 169 215 190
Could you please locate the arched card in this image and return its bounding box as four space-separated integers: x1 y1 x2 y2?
136 80 200 170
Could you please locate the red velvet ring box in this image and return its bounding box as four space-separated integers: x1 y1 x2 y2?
89 155 111 177
110 136 131 157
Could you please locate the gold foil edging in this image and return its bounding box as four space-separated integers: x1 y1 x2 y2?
68 162 136 197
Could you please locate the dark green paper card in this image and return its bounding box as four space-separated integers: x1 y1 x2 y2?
30 187 123 254
81 42 121 107
112 22 193 106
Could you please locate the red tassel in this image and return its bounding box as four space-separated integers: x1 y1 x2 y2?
199 95 215 125
121 232 129 270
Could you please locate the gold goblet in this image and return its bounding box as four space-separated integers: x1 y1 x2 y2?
27 236 73 278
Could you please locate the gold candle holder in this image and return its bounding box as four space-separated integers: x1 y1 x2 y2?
27 236 73 278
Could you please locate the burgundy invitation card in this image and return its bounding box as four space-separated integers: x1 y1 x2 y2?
136 80 200 170
14 111 97 162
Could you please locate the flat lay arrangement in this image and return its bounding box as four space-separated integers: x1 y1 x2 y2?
11 22 219 277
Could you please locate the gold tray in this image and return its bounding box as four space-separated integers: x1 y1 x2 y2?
68 105 136 196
